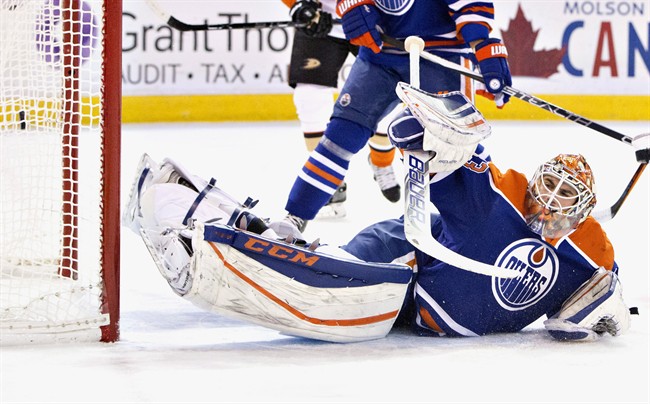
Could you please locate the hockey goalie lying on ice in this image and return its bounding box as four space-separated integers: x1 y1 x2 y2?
123 86 633 343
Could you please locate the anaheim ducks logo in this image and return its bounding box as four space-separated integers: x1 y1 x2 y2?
375 0 415 16
302 58 321 70
491 239 559 311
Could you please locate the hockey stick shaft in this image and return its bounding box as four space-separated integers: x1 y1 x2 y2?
591 162 648 222
146 0 338 31
403 152 520 278
380 34 634 146
146 0 303 31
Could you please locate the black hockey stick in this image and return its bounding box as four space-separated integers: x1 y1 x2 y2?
146 0 304 31
380 34 635 146
146 0 340 32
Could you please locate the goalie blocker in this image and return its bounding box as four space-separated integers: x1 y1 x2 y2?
124 154 413 343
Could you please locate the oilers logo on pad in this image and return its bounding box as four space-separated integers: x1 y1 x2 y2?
375 0 414 16
491 239 559 311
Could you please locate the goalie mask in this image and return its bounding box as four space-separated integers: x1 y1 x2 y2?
524 154 596 239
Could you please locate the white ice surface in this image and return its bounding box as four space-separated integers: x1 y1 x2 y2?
1 120 649 403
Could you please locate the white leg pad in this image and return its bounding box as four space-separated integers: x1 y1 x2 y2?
183 223 412 343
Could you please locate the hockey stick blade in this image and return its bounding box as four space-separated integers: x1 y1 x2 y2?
403 151 520 279
146 0 306 31
380 34 634 146
591 162 648 222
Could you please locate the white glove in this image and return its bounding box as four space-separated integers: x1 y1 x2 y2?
423 129 477 173
544 268 631 341
394 82 491 172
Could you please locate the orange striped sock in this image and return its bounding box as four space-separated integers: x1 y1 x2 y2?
369 144 396 167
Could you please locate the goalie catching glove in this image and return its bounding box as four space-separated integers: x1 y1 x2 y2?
544 268 631 341
388 82 491 173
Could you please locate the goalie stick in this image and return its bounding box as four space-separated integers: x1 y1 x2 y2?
402 36 519 279
146 0 338 32
385 34 649 223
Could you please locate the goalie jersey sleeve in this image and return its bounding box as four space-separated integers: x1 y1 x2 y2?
412 153 618 337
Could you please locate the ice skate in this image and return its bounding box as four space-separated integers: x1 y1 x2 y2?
315 182 347 219
369 156 401 203
123 154 198 296
268 213 307 239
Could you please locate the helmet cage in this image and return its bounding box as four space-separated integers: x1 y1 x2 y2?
524 158 596 239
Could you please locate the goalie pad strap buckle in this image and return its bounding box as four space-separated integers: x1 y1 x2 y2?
243 197 258 209
182 177 217 226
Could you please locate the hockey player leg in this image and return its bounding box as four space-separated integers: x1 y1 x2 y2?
293 83 335 152
544 268 632 341
273 119 371 235
315 181 347 219
369 106 402 203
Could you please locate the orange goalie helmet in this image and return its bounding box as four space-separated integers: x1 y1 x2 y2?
524 154 597 239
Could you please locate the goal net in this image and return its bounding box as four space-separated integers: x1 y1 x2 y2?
0 0 120 342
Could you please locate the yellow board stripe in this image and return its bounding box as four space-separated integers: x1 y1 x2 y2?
123 94 649 123
475 95 650 121
122 94 298 123
3 94 647 125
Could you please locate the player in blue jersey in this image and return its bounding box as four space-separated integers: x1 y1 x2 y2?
282 0 403 219
269 0 512 238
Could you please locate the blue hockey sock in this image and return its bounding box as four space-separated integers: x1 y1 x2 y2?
286 137 354 220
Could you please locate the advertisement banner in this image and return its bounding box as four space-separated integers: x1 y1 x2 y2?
120 1 649 121
493 0 649 95
123 1 302 96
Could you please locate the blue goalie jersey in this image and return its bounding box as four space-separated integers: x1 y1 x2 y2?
411 154 617 337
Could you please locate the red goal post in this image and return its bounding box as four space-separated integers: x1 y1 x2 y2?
0 0 121 342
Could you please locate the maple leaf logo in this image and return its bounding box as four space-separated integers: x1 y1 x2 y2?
501 4 566 78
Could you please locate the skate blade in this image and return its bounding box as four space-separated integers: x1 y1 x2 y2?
315 203 346 219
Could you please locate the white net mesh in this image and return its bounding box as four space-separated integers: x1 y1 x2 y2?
1 0 110 337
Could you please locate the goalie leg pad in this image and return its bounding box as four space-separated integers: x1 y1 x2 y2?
124 153 278 295
123 153 260 235
544 268 631 341
184 223 413 343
